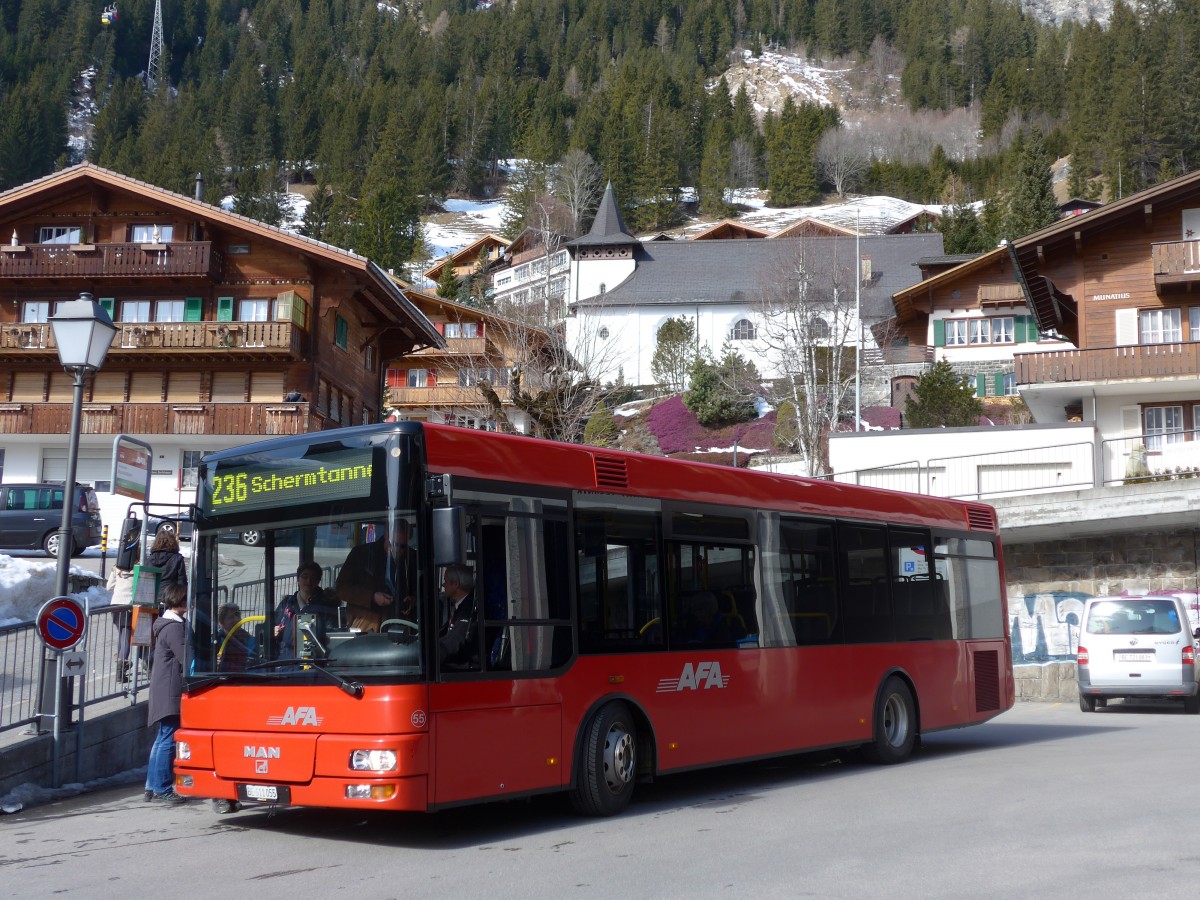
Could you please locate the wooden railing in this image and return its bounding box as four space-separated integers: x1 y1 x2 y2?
0 242 223 279
863 345 935 366
1015 341 1200 384
1152 240 1200 282
0 321 303 356
407 336 488 357
0 402 330 436
388 384 511 405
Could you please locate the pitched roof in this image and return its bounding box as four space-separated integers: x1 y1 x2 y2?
891 247 1009 324
0 163 444 348
568 182 636 247
422 233 510 281
1009 166 1200 340
575 233 943 320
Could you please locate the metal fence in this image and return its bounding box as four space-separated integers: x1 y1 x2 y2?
0 562 342 736
827 441 1097 500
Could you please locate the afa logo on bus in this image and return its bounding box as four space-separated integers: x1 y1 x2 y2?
267 706 324 726
656 661 730 693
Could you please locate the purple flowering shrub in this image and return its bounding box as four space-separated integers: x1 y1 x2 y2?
646 395 776 454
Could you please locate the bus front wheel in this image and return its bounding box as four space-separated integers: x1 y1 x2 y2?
861 677 917 765
570 702 637 816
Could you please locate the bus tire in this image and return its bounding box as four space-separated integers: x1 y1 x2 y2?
861 676 916 765
569 702 637 816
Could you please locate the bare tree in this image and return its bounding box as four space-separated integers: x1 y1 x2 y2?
754 239 863 475
551 149 604 237
730 137 759 189
815 127 871 197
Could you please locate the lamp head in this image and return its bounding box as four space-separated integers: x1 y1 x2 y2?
50 292 116 370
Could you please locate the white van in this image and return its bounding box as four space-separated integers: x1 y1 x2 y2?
1077 595 1200 713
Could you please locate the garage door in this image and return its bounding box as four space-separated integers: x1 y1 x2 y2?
42 448 114 492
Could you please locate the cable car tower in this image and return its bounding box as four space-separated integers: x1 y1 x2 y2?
146 0 164 91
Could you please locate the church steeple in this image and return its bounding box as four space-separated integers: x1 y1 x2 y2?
569 182 636 247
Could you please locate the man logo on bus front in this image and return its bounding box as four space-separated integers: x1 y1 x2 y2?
656 661 730 693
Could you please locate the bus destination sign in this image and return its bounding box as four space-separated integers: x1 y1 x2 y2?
207 447 375 515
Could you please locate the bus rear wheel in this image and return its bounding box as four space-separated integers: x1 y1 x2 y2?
861 677 917 765
570 702 637 816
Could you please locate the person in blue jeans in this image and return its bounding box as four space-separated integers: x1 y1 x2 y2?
144 583 188 804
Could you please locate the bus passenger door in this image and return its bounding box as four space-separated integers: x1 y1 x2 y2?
429 694 562 806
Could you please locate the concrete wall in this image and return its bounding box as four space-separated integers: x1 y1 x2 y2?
0 702 150 796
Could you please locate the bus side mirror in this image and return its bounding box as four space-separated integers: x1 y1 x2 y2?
116 515 142 570
432 506 464 567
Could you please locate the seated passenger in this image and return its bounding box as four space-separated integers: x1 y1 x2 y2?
275 561 338 657
439 564 479 670
216 603 254 672
685 591 734 646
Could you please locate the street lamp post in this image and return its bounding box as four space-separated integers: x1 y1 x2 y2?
34 293 116 734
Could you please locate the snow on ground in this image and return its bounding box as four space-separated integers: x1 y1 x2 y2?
0 555 109 627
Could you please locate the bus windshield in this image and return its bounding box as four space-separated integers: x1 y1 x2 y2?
188 426 426 680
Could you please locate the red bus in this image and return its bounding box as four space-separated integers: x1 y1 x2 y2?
175 422 1013 816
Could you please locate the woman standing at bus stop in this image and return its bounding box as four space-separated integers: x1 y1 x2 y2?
144 584 188 805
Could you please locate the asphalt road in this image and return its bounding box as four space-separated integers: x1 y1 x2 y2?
1 700 1195 899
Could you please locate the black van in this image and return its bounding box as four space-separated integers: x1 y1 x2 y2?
0 483 103 556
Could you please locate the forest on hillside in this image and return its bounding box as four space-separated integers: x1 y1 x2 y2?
1 0 1197 275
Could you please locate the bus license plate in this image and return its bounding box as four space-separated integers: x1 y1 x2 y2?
237 783 290 804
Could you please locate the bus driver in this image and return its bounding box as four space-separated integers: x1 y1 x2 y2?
335 521 417 632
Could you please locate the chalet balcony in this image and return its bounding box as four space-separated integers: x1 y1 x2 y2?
0 401 330 436
407 336 488 357
1152 239 1200 290
0 241 223 281
1015 341 1200 385
388 384 511 406
0 321 303 358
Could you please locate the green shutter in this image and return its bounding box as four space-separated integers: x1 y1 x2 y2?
217 297 234 322
993 373 1005 396
975 374 986 398
335 315 348 349
98 298 115 317
1014 315 1033 342
184 297 203 321
933 319 945 347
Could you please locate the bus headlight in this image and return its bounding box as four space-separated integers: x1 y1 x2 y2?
350 749 397 772
176 741 191 760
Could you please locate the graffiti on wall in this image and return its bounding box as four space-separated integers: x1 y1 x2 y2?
1011 590 1200 662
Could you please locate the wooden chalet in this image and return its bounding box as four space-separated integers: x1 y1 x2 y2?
0 163 441 516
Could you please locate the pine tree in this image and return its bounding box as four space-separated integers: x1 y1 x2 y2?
583 402 618 447
650 316 698 393
436 263 460 300
904 360 983 428
1001 128 1058 240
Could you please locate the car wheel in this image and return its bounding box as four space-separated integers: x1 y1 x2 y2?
240 530 262 546
43 531 62 557
1079 693 1097 712
156 520 177 537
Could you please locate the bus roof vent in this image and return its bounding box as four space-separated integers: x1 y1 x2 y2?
966 504 996 531
593 455 628 489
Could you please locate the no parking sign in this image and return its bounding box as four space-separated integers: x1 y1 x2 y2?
37 596 88 651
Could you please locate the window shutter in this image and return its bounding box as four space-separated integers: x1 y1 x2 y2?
993 373 1005 396
427 369 436 388
435 322 444 334
1121 406 1142 436
933 319 945 347
1115 309 1138 345
975 374 986 398
335 315 348 348
217 297 234 322
184 297 203 322
1013 316 1028 342
98 298 115 317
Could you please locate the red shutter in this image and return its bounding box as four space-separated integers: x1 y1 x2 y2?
435 322 445 334
426 369 436 387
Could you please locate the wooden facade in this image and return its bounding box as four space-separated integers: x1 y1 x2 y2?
0 164 442 439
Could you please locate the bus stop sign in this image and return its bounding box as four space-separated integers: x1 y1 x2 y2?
37 596 88 651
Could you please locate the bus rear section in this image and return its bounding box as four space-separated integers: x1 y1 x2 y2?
175 422 1012 817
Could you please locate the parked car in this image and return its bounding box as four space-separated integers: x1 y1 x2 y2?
146 512 195 542
0 482 103 556
1077 595 1200 713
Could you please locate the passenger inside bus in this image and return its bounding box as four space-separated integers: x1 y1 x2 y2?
216 604 254 672
439 563 479 670
334 520 417 632
274 561 339 657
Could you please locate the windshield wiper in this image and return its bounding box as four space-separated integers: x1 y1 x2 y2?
186 673 232 693
245 657 364 697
